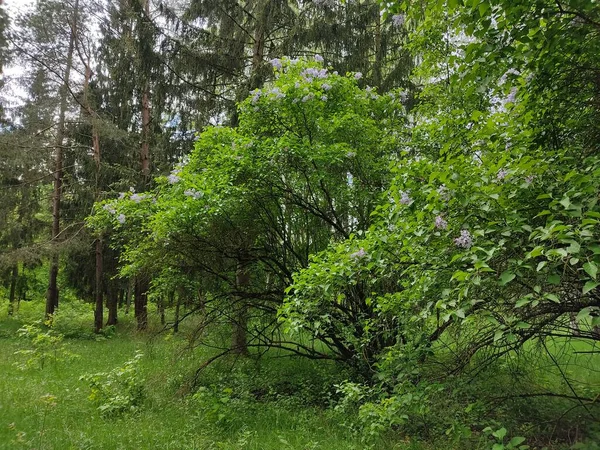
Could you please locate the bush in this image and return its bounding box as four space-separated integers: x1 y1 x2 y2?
80 351 146 417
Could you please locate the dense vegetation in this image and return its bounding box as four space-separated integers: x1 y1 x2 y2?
1 0 599 448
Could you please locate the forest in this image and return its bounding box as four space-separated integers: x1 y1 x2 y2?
0 0 599 448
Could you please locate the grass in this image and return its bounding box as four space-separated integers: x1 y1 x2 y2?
2 299 600 449
0 308 414 450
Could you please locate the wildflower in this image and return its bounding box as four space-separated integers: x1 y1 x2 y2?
321 83 332 91
497 168 508 181
399 191 412 205
103 204 116 214
435 215 448 230
314 54 324 63
454 230 473 249
350 248 367 259
391 14 405 27
321 95 328 101
118 192 126 199
117 214 126 225
354 72 362 80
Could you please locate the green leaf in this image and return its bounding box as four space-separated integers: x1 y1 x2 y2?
548 274 561 285
536 261 547 272
515 297 531 308
494 330 504 342
493 427 507 440
583 261 598 280
544 293 559 303
583 281 599 295
499 271 516 286
509 436 526 447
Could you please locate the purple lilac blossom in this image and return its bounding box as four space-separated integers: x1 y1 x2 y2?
454 230 473 249
321 83 332 91
399 191 412 205
354 72 362 80
350 248 367 259
117 214 126 224
184 189 204 199
270 58 282 70
103 204 116 214
435 215 448 230
314 54 324 63
497 168 508 180
391 14 405 27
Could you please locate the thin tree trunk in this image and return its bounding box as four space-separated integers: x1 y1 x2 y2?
7 264 17 316
46 0 79 320
106 284 118 326
232 259 250 355
173 294 180 333
373 10 383 88
94 238 103 333
134 277 149 331
125 281 132 315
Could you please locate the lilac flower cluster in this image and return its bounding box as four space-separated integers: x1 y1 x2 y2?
354 72 362 80
302 93 315 102
399 191 412 205
434 215 448 230
251 90 261 105
314 54 324 63
184 189 204 200
454 230 473 249
350 248 367 259
270 58 282 70
103 204 116 214
437 184 450 201
130 193 148 203
321 83 332 91
391 14 405 27
268 87 285 100
301 67 328 82
496 168 508 181
117 214 126 224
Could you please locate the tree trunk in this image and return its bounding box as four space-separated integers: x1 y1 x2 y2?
94 238 103 333
140 0 151 179
46 0 79 320
106 284 118 326
232 260 250 355
173 294 180 333
7 264 17 316
134 277 149 331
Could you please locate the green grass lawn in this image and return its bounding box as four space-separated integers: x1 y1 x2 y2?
0 314 413 450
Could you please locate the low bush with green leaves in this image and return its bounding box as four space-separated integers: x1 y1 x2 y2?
14 320 79 370
80 351 146 417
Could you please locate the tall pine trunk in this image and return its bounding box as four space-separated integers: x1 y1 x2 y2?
46 0 79 320
134 0 152 330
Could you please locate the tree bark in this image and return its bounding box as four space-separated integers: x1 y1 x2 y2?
134 277 149 331
94 238 103 333
106 284 118 326
7 264 17 316
46 0 79 320
232 259 250 355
